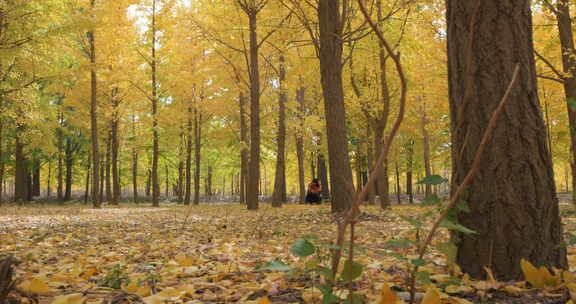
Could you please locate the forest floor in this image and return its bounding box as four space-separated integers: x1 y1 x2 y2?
1 202 576 304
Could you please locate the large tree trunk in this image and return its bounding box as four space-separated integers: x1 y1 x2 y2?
318 0 355 212
406 139 414 204
447 0 567 280
89 0 100 208
395 160 401 204
365 122 376 204
295 86 306 204
150 0 160 207
14 132 28 202
194 104 202 205
246 11 261 211
239 92 248 204
272 55 287 207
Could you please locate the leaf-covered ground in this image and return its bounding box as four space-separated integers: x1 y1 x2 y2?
1 203 576 303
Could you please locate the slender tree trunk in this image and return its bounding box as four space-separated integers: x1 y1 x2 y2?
395 160 401 204
206 166 212 196
365 122 376 204
194 104 202 205
64 139 73 202
272 55 287 207
14 131 28 202
165 163 169 197
185 102 193 205
295 86 306 204
146 166 151 197
150 0 160 207
89 0 100 208
239 92 248 204
84 155 91 203
111 93 120 204
57 111 64 202
318 0 355 212
549 0 576 204
421 102 432 197
178 132 184 203
406 139 414 204
447 0 567 280
374 132 389 208
47 159 52 200
132 113 139 203
32 159 40 197
99 153 104 202
317 152 329 202
0 98 3 205
246 11 261 211
105 134 112 202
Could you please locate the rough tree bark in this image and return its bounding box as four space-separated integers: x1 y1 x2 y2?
317 0 355 212
132 113 139 203
105 134 112 202
57 110 64 201
272 55 287 207
447 0 567 280
64 138 75 202
246 9 261 211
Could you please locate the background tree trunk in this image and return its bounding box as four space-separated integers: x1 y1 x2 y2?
64 138 74 202
447 0 567 280
57 112 64 202
111 96 120 205
295 86 306 204
150 0 160 207
239 92 248 204
89 0 100 208
14 132 28 202
421 102 432 197
185 103 193 205
32 159 40 197
194 104 202 205
406 139 414 204
105 135 112 202
84 156 90 203
272 55 287 207
318 0 355 212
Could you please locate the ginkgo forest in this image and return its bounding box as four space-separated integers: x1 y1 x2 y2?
1 0 576 303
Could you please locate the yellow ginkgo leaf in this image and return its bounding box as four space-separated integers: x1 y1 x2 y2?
378 283 400 304
19 278 52 294
137 285 152 297
175 252 195 266
421 286 441 304
256 296 272 304
52 293 85 304
143 294 166 304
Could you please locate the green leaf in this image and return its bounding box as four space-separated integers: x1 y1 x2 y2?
343 293 365 304
341 260 363 282
291 239 316 257
384 238 416 249
400 216 423 228
416 270 432 285
437 241 458 265
417 175 448 185
319 285 340 304
314 266 335 281
440 219 477 234
567 97 576 110
423 194 442 206
410 259 426 267
257 260 293 272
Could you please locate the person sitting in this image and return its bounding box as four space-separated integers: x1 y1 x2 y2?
306 178 322 204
